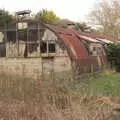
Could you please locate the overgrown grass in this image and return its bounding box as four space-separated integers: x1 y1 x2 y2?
72 70 120 96
0 71 120 119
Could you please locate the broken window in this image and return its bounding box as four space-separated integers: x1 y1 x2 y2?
29 29 38 42
7 31 16 43
89 46 103 56
16 28 39 58
40 41 47 53
18 30 27 41
17 28 44 58
40 41 56 54
0 32 6 57
48 43 56 53
2 22 57 58
26 29 39 57
17 30 27 57
6 30 18 57
0 43 6 57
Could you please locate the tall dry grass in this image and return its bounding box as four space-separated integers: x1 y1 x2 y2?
0 73 119 120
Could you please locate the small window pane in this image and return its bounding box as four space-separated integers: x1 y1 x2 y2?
40 41 47 53
29 29 38 42
18 30 27 41
48 43 55 53
7 31 16 43
0 43 6 57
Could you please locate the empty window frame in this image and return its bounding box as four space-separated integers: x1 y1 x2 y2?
18 28 45 58
6 30 18 57
16 28 40 58
0 32 6 57
89 46 97 56
40 41 47 53
26 29 39 57
0 43 6 57
40 41 56 54
90 46 103 56
48 42 56 53
18 29 27 41
6 30 16 43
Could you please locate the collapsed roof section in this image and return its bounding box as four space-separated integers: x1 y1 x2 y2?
75 32 118 44
70 29 100 43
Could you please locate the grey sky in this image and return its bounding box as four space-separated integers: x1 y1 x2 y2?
0 0 97 21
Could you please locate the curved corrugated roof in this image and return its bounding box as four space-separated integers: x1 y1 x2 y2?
60 34 88 59
44 24 88 59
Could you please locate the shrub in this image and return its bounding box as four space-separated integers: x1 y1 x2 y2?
107 43 120 68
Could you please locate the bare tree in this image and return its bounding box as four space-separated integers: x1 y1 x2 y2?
89 0 120 40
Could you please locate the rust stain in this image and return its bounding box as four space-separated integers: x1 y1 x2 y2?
45 24 88 60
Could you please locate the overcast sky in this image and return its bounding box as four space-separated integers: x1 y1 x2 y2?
0 0 98 22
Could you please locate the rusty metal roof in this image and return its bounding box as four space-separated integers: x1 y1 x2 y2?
44 24 117 61
70 29 100 43
69 29 119 43
60 34 88 59
77 32 118 43
45 24 88 59
44 24 109 68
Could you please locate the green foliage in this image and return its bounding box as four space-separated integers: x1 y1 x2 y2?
35 9 60 24
72 71 120 96
85 72 120 96
107 43 120 66
0 9 12 28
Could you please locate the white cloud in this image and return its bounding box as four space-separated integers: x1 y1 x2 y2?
0 0 96 21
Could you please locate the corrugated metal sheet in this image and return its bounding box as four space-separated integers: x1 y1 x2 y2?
78 32 118 43
45 24 88 60
70 29 119 43
60 34 88 59
70 29 100 43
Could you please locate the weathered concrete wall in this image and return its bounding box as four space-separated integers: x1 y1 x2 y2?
42 56 71 74
54 57 71 72
0 25 72 78
6 43 18 57
0 56 72 78
0 58 42 79
42 29 57 41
